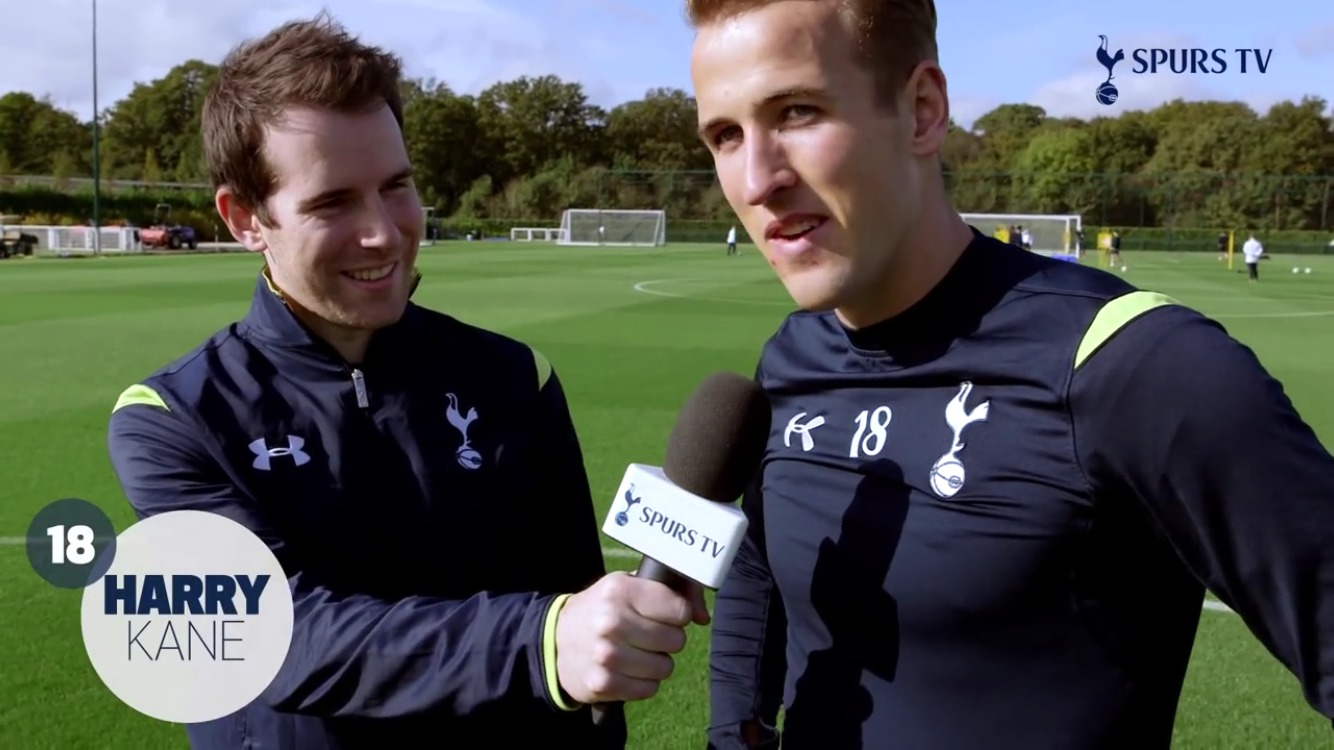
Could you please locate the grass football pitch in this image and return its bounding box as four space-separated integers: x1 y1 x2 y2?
3 241 1334 748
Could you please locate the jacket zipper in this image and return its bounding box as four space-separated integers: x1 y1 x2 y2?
350 368 369 409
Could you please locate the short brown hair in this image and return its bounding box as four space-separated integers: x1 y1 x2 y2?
202 12 405 226
684 0 938 109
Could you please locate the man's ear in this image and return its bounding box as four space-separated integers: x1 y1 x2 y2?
216 187 268 253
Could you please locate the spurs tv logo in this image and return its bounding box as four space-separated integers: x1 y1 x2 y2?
1094 34 1273 106
929 382 990 499
446 393 482 470
249 435 310 471
614 484 641 526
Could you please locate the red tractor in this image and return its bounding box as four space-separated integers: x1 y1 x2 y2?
138 203 197 250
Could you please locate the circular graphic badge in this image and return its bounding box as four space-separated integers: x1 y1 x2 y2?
27 497 119 590
80 510 294 724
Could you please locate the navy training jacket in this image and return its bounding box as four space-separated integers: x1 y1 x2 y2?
106 271 625 748
708 232 1334 748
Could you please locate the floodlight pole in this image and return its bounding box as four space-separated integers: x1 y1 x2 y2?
91 0 101 254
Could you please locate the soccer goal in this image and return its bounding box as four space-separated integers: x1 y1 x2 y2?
960 213 1083 257
557 209 666 247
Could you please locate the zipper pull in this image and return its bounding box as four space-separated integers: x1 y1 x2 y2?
351 368 369 408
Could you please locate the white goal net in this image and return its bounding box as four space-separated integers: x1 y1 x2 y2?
557 209 666 247
960 213 1083 257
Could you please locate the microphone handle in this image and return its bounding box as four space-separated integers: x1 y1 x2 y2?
635 555 697 594
590 556 694 727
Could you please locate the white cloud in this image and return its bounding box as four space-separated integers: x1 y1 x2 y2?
949 95 1003 130
0 0 628 121
1030 70 1285 120
1029 70 1217 119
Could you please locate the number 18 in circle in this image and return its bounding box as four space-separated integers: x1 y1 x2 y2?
26 498 119 590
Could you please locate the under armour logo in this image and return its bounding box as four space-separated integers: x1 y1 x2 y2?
784 411 826 452
249 436 311 471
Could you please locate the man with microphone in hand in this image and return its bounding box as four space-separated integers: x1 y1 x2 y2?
556 572 710 706
104 13 698 750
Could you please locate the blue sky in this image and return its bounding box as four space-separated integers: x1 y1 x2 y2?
2 0 1330 130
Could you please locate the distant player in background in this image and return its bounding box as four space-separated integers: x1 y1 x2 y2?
1109 229 1122 266
687 0 1334 748
1217 231 1228 261
1020 226 1032 250
1243 232 1265 282
727 224 738 255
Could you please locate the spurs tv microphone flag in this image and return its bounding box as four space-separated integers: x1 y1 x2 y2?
592 371 771 725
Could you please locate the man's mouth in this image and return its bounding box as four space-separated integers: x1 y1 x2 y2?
343 263 395 282
767 215 828 241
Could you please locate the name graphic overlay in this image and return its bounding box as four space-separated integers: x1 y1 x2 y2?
23 500 297 725
602 465 748 590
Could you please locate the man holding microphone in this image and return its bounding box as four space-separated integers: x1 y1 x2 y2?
105 13 702 749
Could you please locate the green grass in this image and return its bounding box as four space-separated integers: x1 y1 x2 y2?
3 241 1334 748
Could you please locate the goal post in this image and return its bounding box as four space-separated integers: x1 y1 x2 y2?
557 209 666 247
960 212 1083 258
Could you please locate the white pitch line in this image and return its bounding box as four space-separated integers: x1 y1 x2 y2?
0 535 1239 614
632 279 1334 319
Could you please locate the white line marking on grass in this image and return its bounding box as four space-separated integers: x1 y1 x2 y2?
633 278 788 307
635 280 1334 319
1211 310 1334 319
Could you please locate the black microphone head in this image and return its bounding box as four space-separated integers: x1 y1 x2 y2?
662 371 772 503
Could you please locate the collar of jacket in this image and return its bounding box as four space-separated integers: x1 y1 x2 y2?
237 265 424 373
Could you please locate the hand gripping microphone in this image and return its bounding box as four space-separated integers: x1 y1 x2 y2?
591 371 772 725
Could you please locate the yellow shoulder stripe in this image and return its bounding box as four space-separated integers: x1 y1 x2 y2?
112 384 169 414
531 347 552 390
1074 291 1178 370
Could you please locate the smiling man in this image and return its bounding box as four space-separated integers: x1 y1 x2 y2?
687 1 1334 748
104 13 706 750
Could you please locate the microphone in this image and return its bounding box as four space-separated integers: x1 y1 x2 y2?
591 371 772 725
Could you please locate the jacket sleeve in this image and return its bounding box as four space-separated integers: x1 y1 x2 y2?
525 352 621 721
1070 301 1334 723
707 365 787 750
106 384 578 721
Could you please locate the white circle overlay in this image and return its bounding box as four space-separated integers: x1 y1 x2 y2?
80 510 295 724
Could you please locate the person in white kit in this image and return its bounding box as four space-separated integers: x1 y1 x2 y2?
1243 233 1264 282
727 224 738 255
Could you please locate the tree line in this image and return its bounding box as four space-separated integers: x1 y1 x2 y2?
0 59 1331 243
